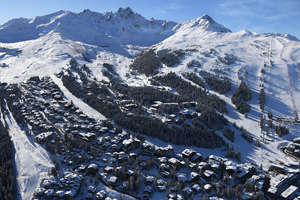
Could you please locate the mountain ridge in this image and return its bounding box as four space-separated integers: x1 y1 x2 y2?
0 7 177 45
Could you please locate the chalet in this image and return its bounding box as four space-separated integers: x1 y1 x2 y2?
111 138 121 145
87 163 99 175
122 138 140 150
160 171 170 178
157 157 167 164
236 168 249 181
152 101 162 109
226 165 237 176
34 131 55 144
246 175 261 184
281 185 298 199
211 163 220 172
108 176 118 186
208 155 224 162
180 109 193 118
168 192 177 200
79 132 97 141
142 142 155 154
188 163 197 170
169 114 176 119
192 183 201 193
117 151 128 163
64 189 77 198
88 186 97 193
95 190 107 200
198 161 209 173
77 164 87 173
53 94 63 100
203 170 215 181
162 117 172 123
209 197 225 200
145 175 155 185
104 166 114 174
44 189 55 198
112 144 121 152
34 187 45 197
156 179 167 192
55 190 66 198
41 176 60 188
176 173 187 183
155 145 173 157
190 172 200 182
168 157 180 169
182 148 196 159
177 194 184 200
204 184 213 193
159 163 170 171
129 152 137 161
236 163 257 182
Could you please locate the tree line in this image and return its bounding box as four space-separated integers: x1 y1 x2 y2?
0 124 16 200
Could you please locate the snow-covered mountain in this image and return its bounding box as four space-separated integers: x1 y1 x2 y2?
0 7 176 45
1 8 300 200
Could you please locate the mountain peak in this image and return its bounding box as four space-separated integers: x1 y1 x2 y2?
199 14 215 23
117 7 135 18
181 14 231 33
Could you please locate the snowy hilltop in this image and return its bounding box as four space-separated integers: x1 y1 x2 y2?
0 7 300 200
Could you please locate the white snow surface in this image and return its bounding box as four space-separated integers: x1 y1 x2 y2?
0 8 300 198
50 74 106 120
5 107 53 200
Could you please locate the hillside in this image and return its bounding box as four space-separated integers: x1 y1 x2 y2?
0 8 300 200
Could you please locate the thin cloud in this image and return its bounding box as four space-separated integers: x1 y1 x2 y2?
168 2 183 10
154 2 185 16
218 0 300 21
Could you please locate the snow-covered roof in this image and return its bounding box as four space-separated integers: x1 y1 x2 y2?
281 185 298 199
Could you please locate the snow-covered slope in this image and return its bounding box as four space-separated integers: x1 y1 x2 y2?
0 8 176 46
4 105 53 200
0 7 177 83
153 20 300 168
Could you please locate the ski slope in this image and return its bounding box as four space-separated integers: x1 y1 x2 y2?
51 74 106 120
5 106 53 200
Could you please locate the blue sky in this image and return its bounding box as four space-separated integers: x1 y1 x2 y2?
1 0 300 38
